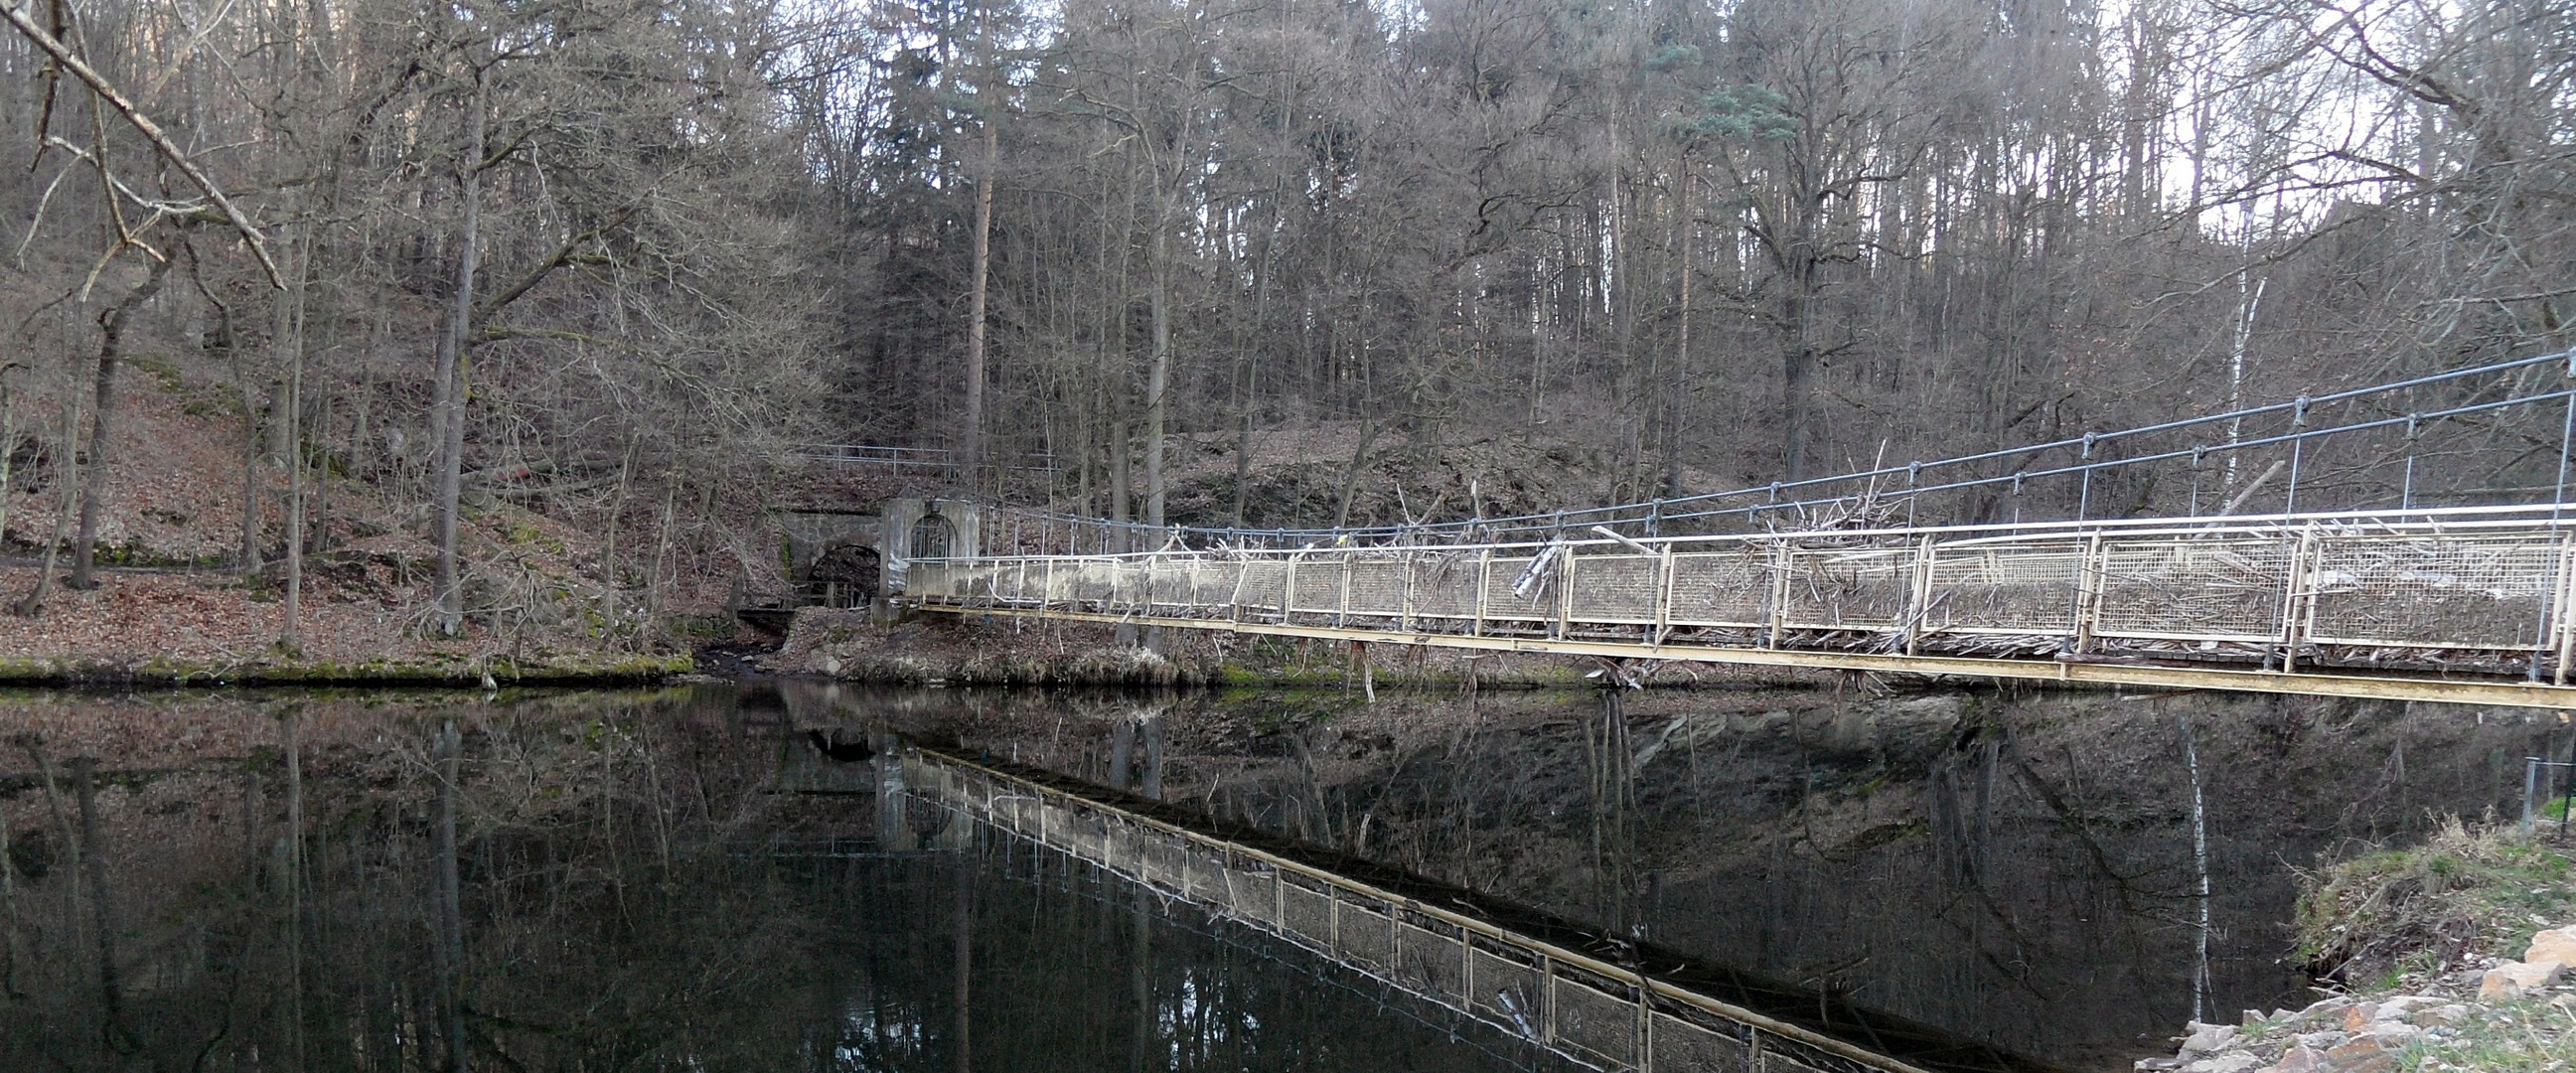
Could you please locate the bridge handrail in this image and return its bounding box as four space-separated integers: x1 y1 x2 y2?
934 502 2576 562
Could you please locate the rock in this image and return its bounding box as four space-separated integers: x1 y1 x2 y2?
2136 1059 2183 1072
2298 997 2353 1019
2263 1044 2325 1073
2525 925 2576 967
2478 960 2566 999
2183 1022 2239 1053
2322 1036 2393 1073
2363 1021 2418 1044
2184 1055 2259 1073
2294 1030 2350 1050
2341 1004 2371 1032
2371 996 2435 1020
2409 1003 2469 1026
1861 693 1967 764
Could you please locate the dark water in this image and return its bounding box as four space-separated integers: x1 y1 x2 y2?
768 678 2574 1070
0 689 1558 1073
3 684 2561 1072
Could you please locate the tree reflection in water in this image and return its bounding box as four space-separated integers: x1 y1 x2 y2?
0 690 1562 1073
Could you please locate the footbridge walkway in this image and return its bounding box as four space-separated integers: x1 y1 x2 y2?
908 505 2576 708
899 351 2576 707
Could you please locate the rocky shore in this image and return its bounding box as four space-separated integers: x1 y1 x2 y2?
2140 817 2576 1073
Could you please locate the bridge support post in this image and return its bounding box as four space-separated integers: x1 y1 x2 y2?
2553 535 2576 685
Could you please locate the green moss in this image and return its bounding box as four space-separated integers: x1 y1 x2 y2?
0 651 689 687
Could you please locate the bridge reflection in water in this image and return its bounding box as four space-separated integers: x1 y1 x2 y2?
912 505 2576 707
902 749 2066 1073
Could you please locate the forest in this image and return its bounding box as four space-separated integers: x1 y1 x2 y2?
0 0 2570 630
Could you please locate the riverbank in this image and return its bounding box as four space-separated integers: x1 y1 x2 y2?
0 563 694 685
2137 820 2576 1072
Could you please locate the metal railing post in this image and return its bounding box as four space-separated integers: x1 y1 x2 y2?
2278 528 2319 674
1906 535 1936 657
1765 540 1791 647
1473 547 1492 637
1556 549 1577 639
2072 533 2105 655
2527 757 2543 840
1655 541 1676 648
1337 553 1352 628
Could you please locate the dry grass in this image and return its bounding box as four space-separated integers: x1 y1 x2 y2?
2297 817 2576 991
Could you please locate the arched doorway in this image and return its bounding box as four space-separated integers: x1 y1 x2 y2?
809 544 881 608
910 510 957 560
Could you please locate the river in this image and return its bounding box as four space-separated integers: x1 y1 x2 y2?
0 682 2558 1071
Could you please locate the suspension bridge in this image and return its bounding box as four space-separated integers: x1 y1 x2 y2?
901 352 2576 709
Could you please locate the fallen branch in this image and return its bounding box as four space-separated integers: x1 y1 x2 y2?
0 0 280 287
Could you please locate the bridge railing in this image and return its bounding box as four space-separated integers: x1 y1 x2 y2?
911 505 2576 682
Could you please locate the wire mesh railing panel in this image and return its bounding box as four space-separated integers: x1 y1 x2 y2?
1185 845 1232 905
1470 947 1543 1037
1668 548 1773 627
1781 547 1915 630
1236 561 1288 617
1411 554 1483 619
1048 561 1097 607
1552 975 1638 1067
1145 831 1189 889
2096 538 2290 640
2310 535 2560 648
1105 823 1147 876
1923 545 2082 633
1653 1011 1754 1071
1395 919 1466 1001
1061 809 1107 857
1338 899 1395 973
1232 863 1280 926
1569 554 1661 623
1482 557 1550 623
1281 879 1333 948
1190 562 1242 608
1290 561 1346 617
1347 558 1408 618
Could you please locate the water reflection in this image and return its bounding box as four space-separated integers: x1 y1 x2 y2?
0 690 1558 1073
784 679 2574 1070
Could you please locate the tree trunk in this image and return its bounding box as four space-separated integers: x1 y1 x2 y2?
962 106 997 481
71 254 174 589
433 79 487 636
1145 223 1171 530
281 224 311 648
